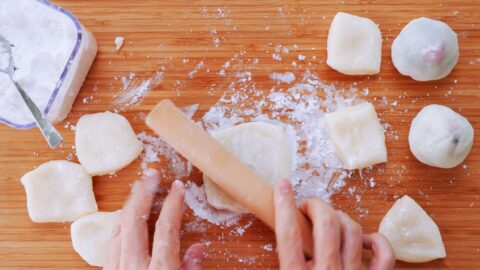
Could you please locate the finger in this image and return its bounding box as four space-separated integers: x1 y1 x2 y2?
273 180 306 270
181 243 206 270
119 169 160 270
149 180 185 270
337 211 362 270
363 233 396 270
300 199 342 270
103 225 121 270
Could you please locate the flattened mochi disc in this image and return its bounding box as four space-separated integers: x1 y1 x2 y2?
392 17 459 81
327 12 382 75
325 103 387 170
75 112 143 176
203 122 294 213
379 195 446 263
21 160 98 223
71 211 120 267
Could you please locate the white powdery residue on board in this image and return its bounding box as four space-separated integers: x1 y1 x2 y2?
136 132 191 179
112 68 165 112
200 69 361 205
188 60 204 79
182 219 208 234
184 181 244 226
270 71 296 84
262 243 273 252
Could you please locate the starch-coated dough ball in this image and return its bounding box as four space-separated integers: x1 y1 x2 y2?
20 160 98 223
409 104 473 168
76 112 143 176
327 12 382 75
379 195 446 263
203 122 294 213
71 211 120 267
392 17 459 81
325 102 387 170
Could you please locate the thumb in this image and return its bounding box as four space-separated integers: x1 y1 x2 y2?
181 243 206 270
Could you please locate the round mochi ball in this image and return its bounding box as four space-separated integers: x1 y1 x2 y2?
75 112 143 176
409 104 474 168
392 17 459 81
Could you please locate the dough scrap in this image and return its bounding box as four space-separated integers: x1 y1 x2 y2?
71 211 120 267
409 104 473 168
379 195 446 263
76 112 143 176
325 103 387 170
327 12 382 75
203 122 294 213
392 17 459 81
20 160 98 223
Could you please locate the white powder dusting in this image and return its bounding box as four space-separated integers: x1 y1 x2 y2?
272 53 282 61
112 69 165 112
262 244 273 252
201 70 358 204
188 60 204 79
137 132 192 179
270 72 295 84
0 41 9 71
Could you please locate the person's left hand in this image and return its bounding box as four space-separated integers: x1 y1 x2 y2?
104 169 205 270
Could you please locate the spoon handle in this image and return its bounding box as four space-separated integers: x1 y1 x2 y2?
14 81 63 149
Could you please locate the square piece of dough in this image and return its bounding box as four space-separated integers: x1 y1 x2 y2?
379 195 446 263
75 112 143 176
327 12 382 75
71 211 120 267
21 160 98 223
325 103 387 170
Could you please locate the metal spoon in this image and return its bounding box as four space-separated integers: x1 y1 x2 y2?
0 34 63 149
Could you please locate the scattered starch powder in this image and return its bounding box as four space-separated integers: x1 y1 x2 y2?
188 60 204 79
114 36 124 51
112 69 165 112
0 41 9 71
0 0 77 125
270 72 296 84
198 69 361 207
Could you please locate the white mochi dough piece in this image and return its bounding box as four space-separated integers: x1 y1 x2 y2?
76 112 143 176
20 160 98 223
71 211 120 267
327 12 382 75
392 17 459 81
325 103 387 170
203 122 294 213
379 195 446 263
409 104 473 168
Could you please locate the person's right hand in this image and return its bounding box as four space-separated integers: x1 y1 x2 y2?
273 180 395 270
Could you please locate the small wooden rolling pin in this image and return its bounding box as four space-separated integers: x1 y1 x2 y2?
146 99 314 257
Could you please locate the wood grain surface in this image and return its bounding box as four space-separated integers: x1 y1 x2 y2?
1 0 480 269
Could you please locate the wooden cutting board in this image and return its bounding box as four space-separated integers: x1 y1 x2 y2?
1 0 479 269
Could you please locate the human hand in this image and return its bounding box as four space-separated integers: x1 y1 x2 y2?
104 169 205 270
273 180 395 270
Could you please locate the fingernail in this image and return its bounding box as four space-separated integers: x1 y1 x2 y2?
171 180 184 192
275 180 291 204
278 180 291 195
